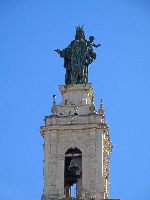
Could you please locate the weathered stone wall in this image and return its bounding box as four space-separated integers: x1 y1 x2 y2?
40 84 112 200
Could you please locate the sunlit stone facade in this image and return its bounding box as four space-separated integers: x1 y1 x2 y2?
40 84 112 200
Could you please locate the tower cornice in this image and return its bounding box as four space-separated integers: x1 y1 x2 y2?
40 123 105 136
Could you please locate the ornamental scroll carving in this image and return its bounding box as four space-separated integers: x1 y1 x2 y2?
103 130 113 199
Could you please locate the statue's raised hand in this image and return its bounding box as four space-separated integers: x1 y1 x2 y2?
54 49 61 54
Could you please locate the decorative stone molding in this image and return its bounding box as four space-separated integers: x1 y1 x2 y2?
103 130 112 198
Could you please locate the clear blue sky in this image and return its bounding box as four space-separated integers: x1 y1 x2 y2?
0 1 150 200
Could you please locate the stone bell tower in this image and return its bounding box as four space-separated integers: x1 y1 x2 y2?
40 26 113 200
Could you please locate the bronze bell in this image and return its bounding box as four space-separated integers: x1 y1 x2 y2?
68 158 79 171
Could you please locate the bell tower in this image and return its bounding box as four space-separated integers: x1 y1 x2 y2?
40 26 113 200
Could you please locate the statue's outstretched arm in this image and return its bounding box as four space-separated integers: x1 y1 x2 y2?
54 49 65 58
93 43 101 48
54 49 61 54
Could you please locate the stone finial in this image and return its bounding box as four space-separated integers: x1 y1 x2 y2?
51 94 57 115
89 87 95 105
99 99 106 123
100 99 103 109
53 94 56 103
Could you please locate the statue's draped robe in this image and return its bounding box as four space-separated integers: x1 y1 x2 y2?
69 40 87 84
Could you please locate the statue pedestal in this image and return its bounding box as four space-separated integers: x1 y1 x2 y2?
53 84 95 116
59 84 93 105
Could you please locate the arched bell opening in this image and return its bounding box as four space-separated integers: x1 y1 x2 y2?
64 147 82 198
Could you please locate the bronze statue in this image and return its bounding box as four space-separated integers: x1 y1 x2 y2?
55 26 101 85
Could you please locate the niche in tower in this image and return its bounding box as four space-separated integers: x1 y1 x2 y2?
64 147 82 198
